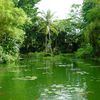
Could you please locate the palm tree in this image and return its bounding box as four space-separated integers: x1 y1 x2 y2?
39 10 57 53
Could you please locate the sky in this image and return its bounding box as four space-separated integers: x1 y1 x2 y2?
36 0 83 19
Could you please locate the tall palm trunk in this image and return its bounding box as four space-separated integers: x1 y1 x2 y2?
48 29 52 53
45 35 48 53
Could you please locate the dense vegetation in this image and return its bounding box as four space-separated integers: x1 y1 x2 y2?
0 0 100 63
0 0 28 63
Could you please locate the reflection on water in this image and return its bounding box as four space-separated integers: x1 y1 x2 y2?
39 83 87 100
0 54 100 100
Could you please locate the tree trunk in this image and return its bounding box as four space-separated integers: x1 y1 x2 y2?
45 35 48 53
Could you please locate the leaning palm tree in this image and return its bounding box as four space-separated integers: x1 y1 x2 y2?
39 10 57 53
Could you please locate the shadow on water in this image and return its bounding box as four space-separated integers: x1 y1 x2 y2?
0 54 100 100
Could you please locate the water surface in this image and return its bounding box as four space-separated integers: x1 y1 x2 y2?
0 54 100 100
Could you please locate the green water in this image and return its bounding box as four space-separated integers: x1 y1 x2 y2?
0 54 100 100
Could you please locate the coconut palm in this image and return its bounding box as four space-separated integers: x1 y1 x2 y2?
39 10 57 53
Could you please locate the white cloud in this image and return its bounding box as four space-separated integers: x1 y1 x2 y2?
36 0 83 19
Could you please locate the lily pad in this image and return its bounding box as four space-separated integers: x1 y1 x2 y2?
13 76 37 81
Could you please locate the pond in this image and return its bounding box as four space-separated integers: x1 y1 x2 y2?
0 54 100 100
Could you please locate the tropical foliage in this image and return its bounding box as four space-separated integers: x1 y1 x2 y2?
0 0 27 63
82 0 100 57
0 0 99 63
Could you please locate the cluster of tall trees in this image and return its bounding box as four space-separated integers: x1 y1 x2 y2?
82 0 100 56
0 0 27 63
0 0 40 63
0 0 99 63
20 4 82 54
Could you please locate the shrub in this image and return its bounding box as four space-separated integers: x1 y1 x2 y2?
2 54 17 63
0 46 3 62
76 43 93 58
0 45 19 63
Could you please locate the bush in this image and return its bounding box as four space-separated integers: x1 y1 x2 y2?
76 43 93 58
2 54 17 63
0 46 3 62
0 45 18 63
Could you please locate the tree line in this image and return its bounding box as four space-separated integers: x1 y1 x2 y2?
0 0 100 63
